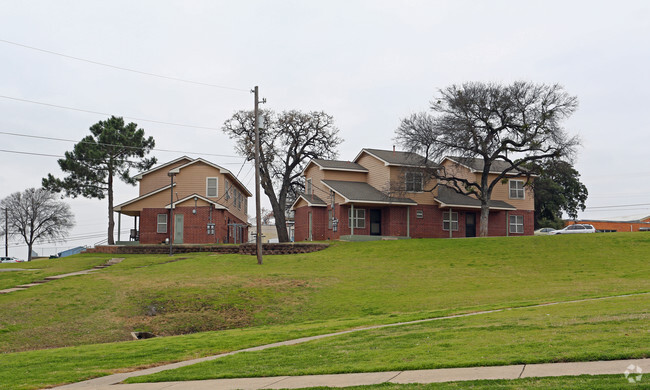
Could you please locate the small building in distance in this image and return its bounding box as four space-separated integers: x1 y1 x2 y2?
568 214 650 232
115 156 251 245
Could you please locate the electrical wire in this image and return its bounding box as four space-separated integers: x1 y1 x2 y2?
0 130 245 159
0 94 222 131
0 39 249 92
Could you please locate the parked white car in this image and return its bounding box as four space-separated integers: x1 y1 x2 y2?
534 227 555 235
549 224 596 235
0 256 24 263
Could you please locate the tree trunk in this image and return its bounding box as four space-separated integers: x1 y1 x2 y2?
107 174 115 245
479 203 490 237
27 243 33 261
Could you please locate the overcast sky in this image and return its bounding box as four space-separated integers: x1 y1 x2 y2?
1 1 649 256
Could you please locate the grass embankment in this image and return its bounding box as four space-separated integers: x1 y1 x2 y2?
0 253 114 290
0 233 648 389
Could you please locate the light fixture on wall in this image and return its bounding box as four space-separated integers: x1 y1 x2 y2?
193 196 198 214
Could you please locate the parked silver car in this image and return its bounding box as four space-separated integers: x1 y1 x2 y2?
0 256 24 263
549 224 596 235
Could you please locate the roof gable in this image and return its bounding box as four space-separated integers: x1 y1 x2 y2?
169 158 252 197
133 156 193 180
354 148 435 168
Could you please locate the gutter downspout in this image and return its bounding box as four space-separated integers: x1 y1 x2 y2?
350 204 355 236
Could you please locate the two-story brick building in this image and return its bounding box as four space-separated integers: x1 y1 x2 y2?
114 156 251 244
292 148 534 241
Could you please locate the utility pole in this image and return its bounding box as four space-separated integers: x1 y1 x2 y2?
253 86 265 265
4 208 8 257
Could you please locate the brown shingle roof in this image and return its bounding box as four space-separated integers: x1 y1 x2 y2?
357 148 437 167
312 159 368 172
322 180 416 205
444 156 525 175
435 185 516 210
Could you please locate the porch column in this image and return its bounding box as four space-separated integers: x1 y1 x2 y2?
406 206 410 238
117 212 121 242
350 204 354 236
449 208 453 239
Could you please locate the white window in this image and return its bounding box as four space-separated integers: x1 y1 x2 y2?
405 172 423 192
306 178 312 195
225 179 231 201
348 208 366 229
207 177 218 198
328 209 333 229
416 210 424 219
157 214 167 233
509 180 525 199
510 215 524 234
442 211 458 231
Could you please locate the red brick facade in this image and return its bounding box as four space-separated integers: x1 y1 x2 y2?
140 206 248 245
294 205 534 241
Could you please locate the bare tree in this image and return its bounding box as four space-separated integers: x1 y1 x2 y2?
0 188 74 260
396 81 579 237
224 110 342 242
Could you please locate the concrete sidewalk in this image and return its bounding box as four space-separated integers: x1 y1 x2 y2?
55 358 649 389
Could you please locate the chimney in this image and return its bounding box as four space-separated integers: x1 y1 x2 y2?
393 145 396 156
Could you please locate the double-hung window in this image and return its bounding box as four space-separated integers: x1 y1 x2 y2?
405 172 423 192
442 211 458 231
509 180 525 199
224 179 231 201
206 177 218 198
306 178 312 195
348 208 366 229
157 214 167 233
509 215 524 234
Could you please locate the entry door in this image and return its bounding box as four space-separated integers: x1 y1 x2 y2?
174 214 184 244
370 209 381 235
466 213 476 237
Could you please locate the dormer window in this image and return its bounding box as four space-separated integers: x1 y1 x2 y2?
509 180 525 199
206 177 218 198
405 172 423 192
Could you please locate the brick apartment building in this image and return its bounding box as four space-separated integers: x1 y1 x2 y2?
292 148 534 241
114 157 251 244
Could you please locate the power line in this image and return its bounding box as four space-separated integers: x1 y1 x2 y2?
0 94 222 131
0 39 249 92
586 203 650 210
0 130 245 159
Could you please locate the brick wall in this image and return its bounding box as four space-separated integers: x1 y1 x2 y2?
86 243 328 255
140 206 247 245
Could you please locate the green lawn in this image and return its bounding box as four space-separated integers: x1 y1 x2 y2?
126 293 649 382
0 233 648 389
0 253 114 290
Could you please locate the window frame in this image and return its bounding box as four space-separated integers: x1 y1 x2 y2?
328 209 333 229
348 208 366 229
224 179 231 201
509 215 524 234
416 209 424 219
405 171 424 192
509 179 525 199
157 214 167 234
442 211 458 231
206 177 219 198
306 178 312 195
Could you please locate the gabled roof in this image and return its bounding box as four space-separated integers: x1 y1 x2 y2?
442 156 528 176
322 180 416 206
168 158 252 197
165 193 227 210
133 156 193 180
434 185 516 211
354 148 436 168
114 183 176 211
310 159 369 172
291 193 328 209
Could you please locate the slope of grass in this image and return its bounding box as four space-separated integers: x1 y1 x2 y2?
0 233 649 389
127 293 649 383
0 253 114 290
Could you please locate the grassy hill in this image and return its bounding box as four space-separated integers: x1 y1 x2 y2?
0 233 648 389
